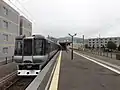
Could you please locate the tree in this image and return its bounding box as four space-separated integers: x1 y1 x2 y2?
101 45 105 51
106 41 117 50
118 45 120 51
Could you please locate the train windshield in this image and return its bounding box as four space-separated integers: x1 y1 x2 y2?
24 39 32 56
34 39 44 55
14 40 22 55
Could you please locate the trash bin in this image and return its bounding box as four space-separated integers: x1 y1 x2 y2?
116 54 120 60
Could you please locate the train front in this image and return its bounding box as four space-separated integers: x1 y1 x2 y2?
14 36 46 76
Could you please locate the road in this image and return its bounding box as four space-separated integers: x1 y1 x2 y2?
49 51 120 90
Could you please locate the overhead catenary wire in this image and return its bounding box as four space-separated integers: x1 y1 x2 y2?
4 0 34 23
16 0 35 23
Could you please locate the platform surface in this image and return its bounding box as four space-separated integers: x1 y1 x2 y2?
49 51 120 90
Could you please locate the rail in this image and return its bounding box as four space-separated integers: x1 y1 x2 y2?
0 71 17 89
5 77 35 90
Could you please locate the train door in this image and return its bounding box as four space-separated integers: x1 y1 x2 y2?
23 38 33 63
14 40 23 56
14 39 23 63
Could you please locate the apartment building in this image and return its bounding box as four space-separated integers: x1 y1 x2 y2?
20 16 32 36
0 0 20 61
87 37 120 48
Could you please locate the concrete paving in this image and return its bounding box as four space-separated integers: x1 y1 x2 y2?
58 51 120 90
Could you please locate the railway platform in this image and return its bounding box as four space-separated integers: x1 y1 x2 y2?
26 50 120 90
49 51 120 90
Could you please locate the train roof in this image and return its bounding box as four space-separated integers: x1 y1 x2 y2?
15 35 60 45
15 35 45 39
24 37 34 39
15 35 25 40
32 35 45 39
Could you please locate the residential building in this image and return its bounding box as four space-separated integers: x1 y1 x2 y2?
87 37 120 48
0 0 20 61
20 16 32 36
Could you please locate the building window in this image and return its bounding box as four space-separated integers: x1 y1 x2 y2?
3 34 8 41
28 23 31 29
3 6 8 15
3 47 8 54
109 38 112 40
89 39 91 41
105 38 107 40
3 20 8 29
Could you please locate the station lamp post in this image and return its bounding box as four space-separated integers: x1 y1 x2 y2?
68 33 77 60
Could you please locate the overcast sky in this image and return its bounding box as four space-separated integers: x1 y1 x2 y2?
8 0 120 38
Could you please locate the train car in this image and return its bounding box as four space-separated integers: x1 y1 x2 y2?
14 35 60 76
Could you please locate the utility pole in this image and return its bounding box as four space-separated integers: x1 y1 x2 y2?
68 33 77 60
99 34 101 55
83 35 84 51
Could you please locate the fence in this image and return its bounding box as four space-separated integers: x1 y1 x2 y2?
0 56 14 65
74 48 120 60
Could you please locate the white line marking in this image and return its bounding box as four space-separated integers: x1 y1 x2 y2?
49 51 62 90
74 51 120 74
83 54 120 70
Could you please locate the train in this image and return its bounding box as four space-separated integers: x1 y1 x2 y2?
13 35 60 76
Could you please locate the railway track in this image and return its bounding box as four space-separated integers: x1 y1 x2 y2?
0 71 17 89
0 71 35 90
5 76 35 90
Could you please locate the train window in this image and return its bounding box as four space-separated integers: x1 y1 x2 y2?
24 39 32 56
34 39 44 55
45 41 50 54
14 40 22 55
